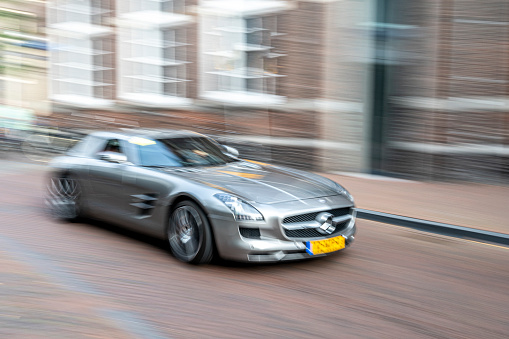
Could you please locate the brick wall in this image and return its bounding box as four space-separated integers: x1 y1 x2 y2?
384 0 509 183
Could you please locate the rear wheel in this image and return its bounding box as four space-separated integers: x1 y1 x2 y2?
167 201 214 264
46 174 83 221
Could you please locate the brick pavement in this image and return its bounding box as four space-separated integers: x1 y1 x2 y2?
0 157 508 338
0 248 133 339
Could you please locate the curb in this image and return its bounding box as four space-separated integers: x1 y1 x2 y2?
357 209 509 247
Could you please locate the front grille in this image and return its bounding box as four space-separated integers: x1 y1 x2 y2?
282 208 351 224
239 227 261 239
283 221 350 239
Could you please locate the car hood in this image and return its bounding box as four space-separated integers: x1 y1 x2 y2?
163 161 339 204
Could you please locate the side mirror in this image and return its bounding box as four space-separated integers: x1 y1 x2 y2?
97 151 128 164
222 145 239 157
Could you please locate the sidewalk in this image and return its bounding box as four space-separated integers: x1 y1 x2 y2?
322 172 509 235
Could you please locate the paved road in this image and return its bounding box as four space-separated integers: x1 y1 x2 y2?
1 163 508 338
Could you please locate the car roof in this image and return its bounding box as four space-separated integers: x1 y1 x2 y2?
89 129 205 140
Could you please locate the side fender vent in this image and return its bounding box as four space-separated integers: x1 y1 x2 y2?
130 194 158 218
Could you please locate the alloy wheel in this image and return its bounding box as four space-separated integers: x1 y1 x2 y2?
168 205 203 261
46 176 81 220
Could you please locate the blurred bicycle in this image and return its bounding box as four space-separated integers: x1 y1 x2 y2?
21 127 84 162
0 127 24 157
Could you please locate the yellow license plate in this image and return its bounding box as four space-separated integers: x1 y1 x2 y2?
306 236 345 255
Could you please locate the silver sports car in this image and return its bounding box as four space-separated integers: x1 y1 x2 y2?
46 130 356 264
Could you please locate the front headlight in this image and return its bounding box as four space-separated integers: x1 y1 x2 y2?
214 193 264 221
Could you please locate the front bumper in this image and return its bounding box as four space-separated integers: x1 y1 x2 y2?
209 207 357 262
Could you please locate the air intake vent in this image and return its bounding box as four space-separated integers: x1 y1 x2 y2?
239 227 261 239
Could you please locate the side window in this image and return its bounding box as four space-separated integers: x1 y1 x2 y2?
137 141 182 167
68 135 105 157
102 139 124 154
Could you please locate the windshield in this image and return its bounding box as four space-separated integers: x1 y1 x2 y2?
138 136 236 167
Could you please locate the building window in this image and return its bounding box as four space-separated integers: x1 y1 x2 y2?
48 0 114 108
199 0 290 105
116 0 192 107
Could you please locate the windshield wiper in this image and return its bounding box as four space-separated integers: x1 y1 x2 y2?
142 165 168 168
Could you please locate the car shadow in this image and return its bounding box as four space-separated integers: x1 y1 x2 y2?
214 250 350 270
74 216 170 252
45 211 348 270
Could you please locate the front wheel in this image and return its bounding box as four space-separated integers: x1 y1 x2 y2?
167 201 214 264
45 174 83 221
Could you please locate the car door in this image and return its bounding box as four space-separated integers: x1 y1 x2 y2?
122 142 179 237
87 138 136 221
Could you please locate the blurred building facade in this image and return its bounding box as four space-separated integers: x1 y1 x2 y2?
45 0 509 184
0 0 48 133
375 0 509 183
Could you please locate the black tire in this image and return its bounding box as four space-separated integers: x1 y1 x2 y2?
167 201 214 265
45 174 83 222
